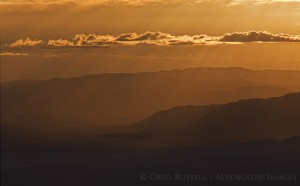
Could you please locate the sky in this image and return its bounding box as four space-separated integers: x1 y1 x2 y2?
1 0 300 80
1 0 300 38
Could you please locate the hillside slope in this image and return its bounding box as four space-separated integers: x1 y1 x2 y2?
137 93 300 145
2 67 299 125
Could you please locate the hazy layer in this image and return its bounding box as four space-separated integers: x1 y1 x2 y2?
2 43 300 81
1 0 299 39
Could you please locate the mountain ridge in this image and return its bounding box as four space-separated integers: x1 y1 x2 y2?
135 92 300 145
2 66 300 84
2 67 299 126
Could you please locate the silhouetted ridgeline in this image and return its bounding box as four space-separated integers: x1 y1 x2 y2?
2 67 300 125
136 93 300 145
2 90 300 186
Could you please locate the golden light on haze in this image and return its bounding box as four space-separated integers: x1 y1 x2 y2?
2 2 300 184
1 0 300 38
1 0 300 81
2 43 300 81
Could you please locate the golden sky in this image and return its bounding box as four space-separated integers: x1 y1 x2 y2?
1 0 300 80
1 0 299 39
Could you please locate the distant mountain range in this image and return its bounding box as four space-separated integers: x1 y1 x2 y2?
2 67 300 126
2 67 300 186
135 93 300 145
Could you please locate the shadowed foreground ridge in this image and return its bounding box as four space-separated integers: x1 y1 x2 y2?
136 92 300 145
2 91 300 185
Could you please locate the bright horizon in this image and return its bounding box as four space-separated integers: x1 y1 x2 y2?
1 0 300 80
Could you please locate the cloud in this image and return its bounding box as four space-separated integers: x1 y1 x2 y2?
8 31 300 49
219 31 300 42
47 34 118 47
47 39 74 47
115 32 174 41
45 32 216 47
9 37 44 47
0 51 29 56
